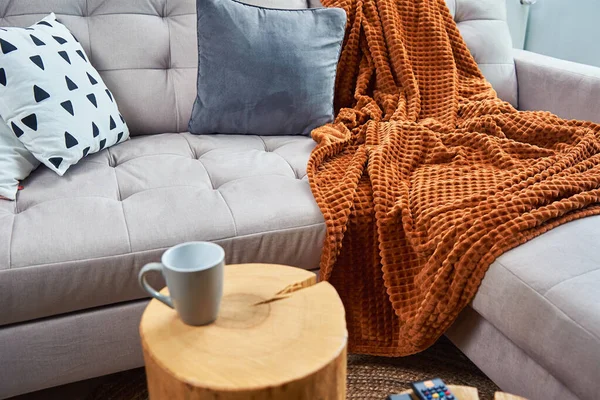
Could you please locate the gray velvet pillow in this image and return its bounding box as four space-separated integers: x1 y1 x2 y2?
188 0 346 136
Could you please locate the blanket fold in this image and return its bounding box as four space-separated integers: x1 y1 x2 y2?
309 0 600 355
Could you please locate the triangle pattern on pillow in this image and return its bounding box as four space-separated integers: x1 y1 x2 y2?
30 34 45 46
0 38 17 54
21 114 38 131
33 85 50 102
76 49 87 62
87 72 98 85
49 157 63 169
11 122 24 138
87 93 97 108
64 132 79 149
58 50 71 64
0 16 130 177
30 55 45 70
65 76 78 91
61 100 74 116
52 35 67 45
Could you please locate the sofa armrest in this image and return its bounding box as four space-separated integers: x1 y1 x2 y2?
514 49 600 123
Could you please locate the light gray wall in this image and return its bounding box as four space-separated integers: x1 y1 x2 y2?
523 0 600 67
505 0 530 49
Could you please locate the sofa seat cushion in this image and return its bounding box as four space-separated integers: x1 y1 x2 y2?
0 133 325 326
473 217 600 400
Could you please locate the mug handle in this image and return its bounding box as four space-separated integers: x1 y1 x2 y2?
138 263 174 308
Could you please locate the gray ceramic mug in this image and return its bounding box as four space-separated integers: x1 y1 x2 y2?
138 241 225 326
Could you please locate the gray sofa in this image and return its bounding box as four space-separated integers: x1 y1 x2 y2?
0 0 598 399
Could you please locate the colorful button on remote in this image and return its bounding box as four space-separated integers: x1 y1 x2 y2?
411 378 455 400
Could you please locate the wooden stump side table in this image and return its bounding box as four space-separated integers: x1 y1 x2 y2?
139 263 348 400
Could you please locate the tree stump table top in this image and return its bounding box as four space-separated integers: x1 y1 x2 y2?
139 263 348 400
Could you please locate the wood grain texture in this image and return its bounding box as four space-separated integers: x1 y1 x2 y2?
140 263 348 400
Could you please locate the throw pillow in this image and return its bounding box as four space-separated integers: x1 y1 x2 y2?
0 13 129 176
0 117 39 200
188 0 346 136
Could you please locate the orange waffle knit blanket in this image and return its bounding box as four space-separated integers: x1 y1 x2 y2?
308 0 600 355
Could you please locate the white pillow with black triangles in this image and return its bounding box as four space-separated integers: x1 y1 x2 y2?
0 116 40 200
0 13 129 176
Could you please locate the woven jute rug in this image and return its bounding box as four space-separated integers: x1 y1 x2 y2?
84 337 498 400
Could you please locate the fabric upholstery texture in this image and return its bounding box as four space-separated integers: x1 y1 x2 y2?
0 1 595 399
470 217 600 400
241 0 309 7
393 0 517 108
0 301 147 399
0 0 516 137
0 133 324 326
309 0 600 356
188 0 346 136
0 13 129 175
0 0 200 136
445 0 518 107
0 118 39 200
447 307 580 400
514 48 600 124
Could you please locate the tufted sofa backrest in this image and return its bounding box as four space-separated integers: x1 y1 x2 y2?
0 0 199 136
447 0 517 107
0 0 517 136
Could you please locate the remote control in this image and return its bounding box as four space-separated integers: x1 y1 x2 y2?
411 378 456 400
